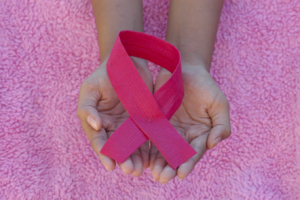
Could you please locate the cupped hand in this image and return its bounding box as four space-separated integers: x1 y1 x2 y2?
77 56 153 177
150 65 231 183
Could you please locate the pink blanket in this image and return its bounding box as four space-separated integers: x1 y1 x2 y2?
1 0 299 199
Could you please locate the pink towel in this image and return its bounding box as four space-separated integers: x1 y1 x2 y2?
0 0 299 199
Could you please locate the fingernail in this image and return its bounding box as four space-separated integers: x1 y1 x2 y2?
104 166 112 171
152 173 160 181
160 179 167 184
87 116 98 130
211 137 222 149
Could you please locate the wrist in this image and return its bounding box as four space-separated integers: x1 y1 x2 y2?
180 59 210 73
165 38 211 73
181 63 211 77
181 59 210 73
100 54 149 73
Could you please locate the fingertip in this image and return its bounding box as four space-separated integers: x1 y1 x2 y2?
131 155 143 177
207 124 230 149
99 154 115 171
177 172 187 180
151 162 166 181
151 154 167 181
160 179 168 184
105 163 115 171
141 150 149 170
177 163 192 180
160 176 170 184
119 159 134 175
132 169 143 177
151 166 161 181
140 146 150 170
122 168 134 175
209 137 222 150
159 165 176 184
122 167 134 175
149 157 155 170
149 164 153 171
87 115 101 131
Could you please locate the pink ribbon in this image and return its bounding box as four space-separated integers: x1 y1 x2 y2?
100 30 196 169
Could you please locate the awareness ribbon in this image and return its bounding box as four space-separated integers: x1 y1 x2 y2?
100 30 196 169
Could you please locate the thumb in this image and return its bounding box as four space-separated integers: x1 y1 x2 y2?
207 98 231 149
85 107 102 131
77 82 102 131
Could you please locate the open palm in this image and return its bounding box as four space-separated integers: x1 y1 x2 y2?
150 66 231 183
77 57 153 177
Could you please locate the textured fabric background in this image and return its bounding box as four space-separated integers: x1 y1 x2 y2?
1 0 300 199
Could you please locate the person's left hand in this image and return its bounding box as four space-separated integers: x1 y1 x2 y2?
150 64 231 184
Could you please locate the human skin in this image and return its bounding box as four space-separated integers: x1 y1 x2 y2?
77 0 231 180
77 0 153 177
150 0 231 183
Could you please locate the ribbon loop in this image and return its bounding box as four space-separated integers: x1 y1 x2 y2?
100 30 196 169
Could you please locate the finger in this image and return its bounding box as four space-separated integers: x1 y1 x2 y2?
139 140 150 170
207 98 231 149
177 134 207 180
131 149 143 177
77 81 102 131
151 152 167 181
81 121 115 171
159 165 177 184
118 157 134 175
154 68 171 92
149 142 159 170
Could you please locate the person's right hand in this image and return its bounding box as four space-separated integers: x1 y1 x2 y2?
77 57 153 177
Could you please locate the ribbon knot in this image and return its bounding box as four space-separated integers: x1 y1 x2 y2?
100 30 196 169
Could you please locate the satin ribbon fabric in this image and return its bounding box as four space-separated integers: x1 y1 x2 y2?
100 30 196 169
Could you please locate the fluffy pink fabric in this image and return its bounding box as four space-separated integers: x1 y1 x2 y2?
0 0 299 199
